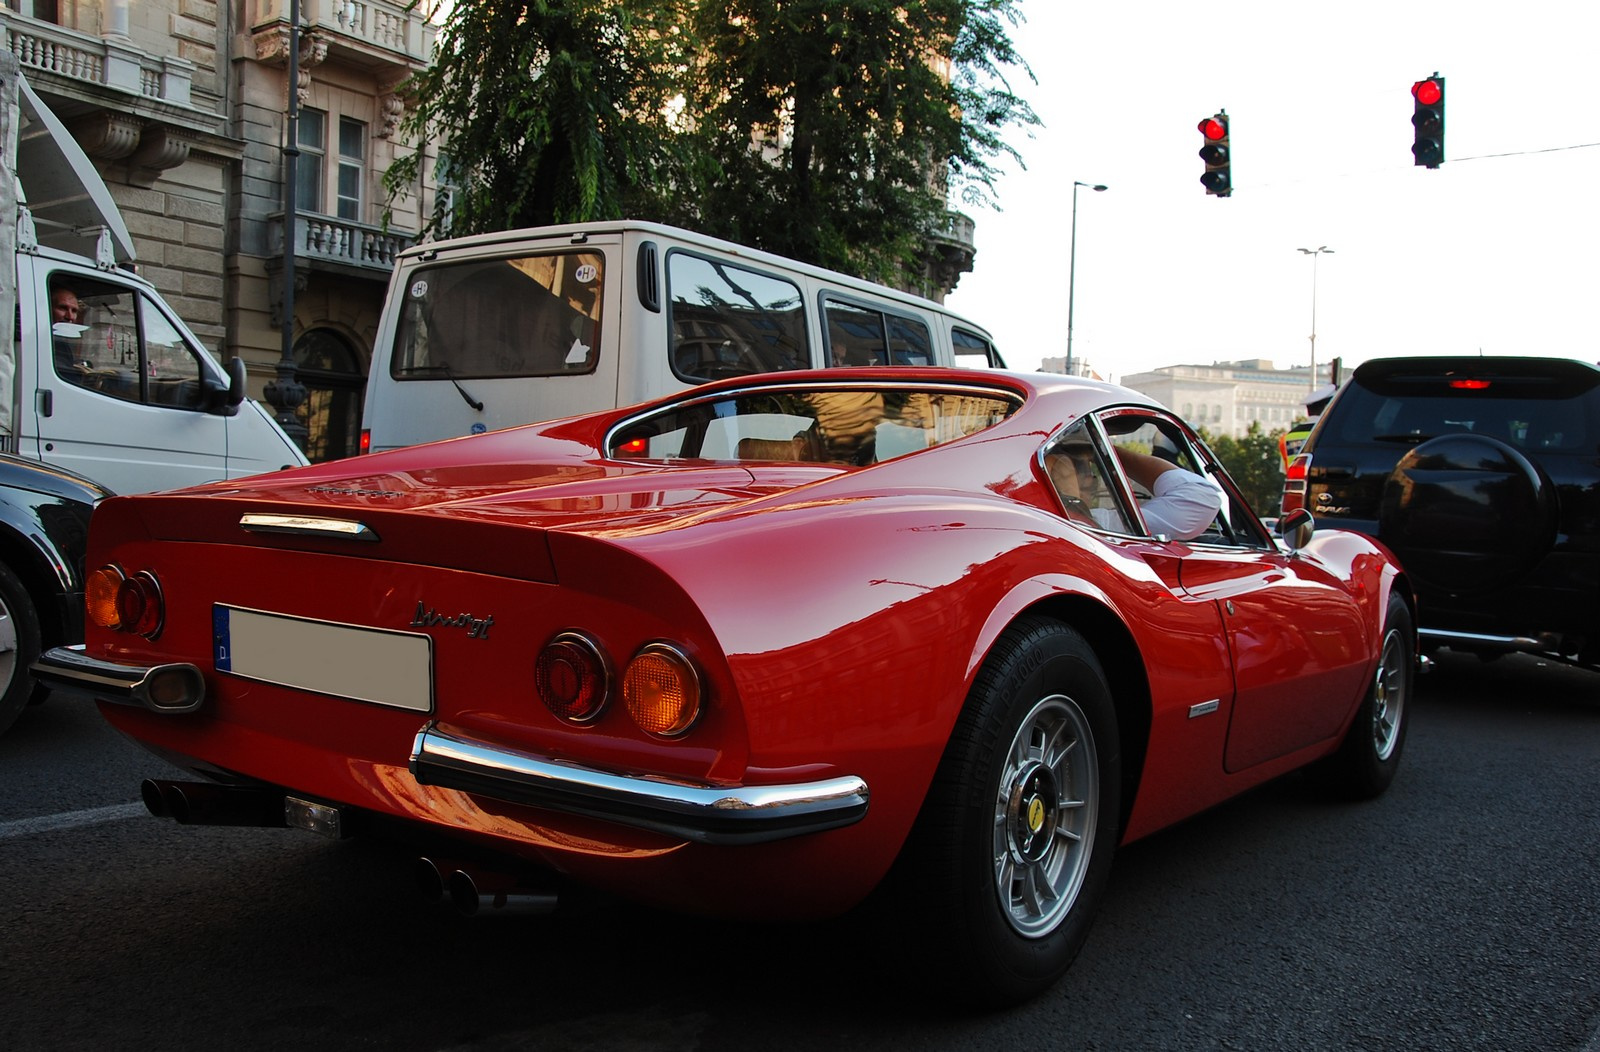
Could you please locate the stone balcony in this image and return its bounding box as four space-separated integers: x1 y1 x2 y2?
251 0 436 78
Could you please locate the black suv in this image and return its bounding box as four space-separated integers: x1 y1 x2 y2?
1283 356 1599 671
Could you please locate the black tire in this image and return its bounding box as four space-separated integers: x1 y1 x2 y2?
0 560 44 737
1313 592 1413 800
896 617 1121 1008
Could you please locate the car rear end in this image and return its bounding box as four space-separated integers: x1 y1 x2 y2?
33 467 873 916
1283 356 1600 667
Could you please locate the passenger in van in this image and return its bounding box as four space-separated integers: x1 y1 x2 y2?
1048 441 1221 540
50 284 93 375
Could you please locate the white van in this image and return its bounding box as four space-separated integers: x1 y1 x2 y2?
360 221 1004 453
3 64 306 495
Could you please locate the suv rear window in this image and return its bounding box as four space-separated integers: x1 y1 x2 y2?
1321 360 1600 453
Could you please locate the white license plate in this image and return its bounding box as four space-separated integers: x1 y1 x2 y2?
213 605 433 712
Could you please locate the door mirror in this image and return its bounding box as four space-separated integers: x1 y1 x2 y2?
204 357 248 416
1278 507 1315 551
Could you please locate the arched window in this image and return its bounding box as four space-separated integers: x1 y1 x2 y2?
293 328 365 462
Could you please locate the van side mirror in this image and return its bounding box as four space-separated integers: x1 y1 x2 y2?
1278 507 1315 551
204 357 249 416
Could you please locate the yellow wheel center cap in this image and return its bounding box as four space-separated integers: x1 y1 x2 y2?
1027 796 1046 834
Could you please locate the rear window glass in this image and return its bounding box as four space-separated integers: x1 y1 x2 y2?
608 385 1018 466
392 252 604 379
1325 367 1600 453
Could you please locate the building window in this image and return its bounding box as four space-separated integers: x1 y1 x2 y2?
295 111 367 222
7 2 61 22
293 328 365 462
296 109 326 214
336 117 365 221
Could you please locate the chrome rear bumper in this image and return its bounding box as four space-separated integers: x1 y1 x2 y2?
31 645 206 714
411 723 869 846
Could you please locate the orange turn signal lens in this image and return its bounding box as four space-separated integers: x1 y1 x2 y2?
623 643 702 738
85 566 127 629
534 632 611 723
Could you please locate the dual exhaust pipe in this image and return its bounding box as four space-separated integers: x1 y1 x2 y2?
141 778 286 827
415 856 558 917
139 779 558 917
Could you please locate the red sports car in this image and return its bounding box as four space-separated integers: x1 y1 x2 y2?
35 369 1415 1005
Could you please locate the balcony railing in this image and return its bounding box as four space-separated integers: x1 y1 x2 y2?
271 212 414 275
0 10 196 105
253 0 436 69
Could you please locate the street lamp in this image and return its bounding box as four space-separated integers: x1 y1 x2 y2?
1297 246 1334 393
1065 181 1107 377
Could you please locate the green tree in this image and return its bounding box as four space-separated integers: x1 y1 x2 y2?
688 0 1038 283
1200 423 1287 517
384 1 699 234
385 0 1038 284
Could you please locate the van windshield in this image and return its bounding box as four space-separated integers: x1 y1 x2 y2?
392 252 604 379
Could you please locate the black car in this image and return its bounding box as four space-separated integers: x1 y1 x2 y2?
1283 356 1599 671
0 455 105 735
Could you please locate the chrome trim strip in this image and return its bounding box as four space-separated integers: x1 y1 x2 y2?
1419 628 1560 652
30 645 205 714
239 513 379 542
410 724 869 846
1188 699 1220 718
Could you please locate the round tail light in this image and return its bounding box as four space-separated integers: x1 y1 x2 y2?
623 643 702 738
534 632 611 723
85 566 164 637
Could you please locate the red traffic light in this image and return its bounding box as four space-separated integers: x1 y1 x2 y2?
1198 117 1228 141
1411 79 1443 106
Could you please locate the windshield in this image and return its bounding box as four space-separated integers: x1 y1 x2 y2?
608 385 1019 466
392 252 604 379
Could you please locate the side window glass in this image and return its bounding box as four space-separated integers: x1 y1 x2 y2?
888 315 932 365
824 299 886 367
141 297 208 408
1043 420 1134 534
953 327 1000 369
50 280 141 404
668 253 807 381
1104 415 1261 546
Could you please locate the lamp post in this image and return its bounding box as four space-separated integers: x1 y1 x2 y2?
265 0 309 450
1065 181 1107 377
1297 245 1334 394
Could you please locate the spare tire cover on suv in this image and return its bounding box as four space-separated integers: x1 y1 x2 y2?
1378 433 1556 596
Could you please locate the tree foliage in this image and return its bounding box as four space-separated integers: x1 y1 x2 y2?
384 1 699 232
386 0 1037 283
1200 423 1288 517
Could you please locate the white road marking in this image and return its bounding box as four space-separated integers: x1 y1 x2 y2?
0 802 147 841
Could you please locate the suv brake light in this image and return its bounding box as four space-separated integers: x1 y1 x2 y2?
1281 453 1311 516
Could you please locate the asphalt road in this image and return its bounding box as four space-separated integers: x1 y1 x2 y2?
3 651 1597 1051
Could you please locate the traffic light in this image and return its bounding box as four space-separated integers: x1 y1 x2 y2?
1198 113 1231 197
1411 74 1445 168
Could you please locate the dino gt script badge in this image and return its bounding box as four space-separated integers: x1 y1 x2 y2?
410 601 495 640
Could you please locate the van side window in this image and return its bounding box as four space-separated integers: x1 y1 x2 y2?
392 253 605 380
49 277 208 410
667 252 808 381
823 298 933 367
953 327 1001 369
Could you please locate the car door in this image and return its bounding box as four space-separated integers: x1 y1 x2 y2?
27 265 232 494
1095 410 1372 772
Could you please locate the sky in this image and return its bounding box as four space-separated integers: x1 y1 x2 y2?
942 0 1600 384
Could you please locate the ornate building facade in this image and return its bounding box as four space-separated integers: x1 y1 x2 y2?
4 0 437 461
